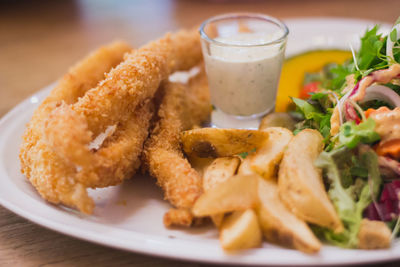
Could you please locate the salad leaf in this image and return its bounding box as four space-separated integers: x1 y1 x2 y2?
360 100 392 110
291 97 331 138
359 147 382 199
292 22 397 248
327 26 399 92
338 118 380 149
357 26 383 70
291 97 320 119
390 28 398 43
310 92 328 100
314 148 381 248
329 62 353 91
316 148 357 222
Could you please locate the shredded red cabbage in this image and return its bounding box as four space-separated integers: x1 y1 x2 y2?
344 101 361 124
364 180 400 221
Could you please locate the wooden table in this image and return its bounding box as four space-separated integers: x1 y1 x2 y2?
1 0 400 266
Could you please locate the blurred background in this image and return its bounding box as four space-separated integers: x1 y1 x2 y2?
1 0 399 116
1 0 400 266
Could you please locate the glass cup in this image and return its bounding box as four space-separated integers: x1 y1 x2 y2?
200 13 289 128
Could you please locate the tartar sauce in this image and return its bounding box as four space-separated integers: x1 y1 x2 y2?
202 32 285 117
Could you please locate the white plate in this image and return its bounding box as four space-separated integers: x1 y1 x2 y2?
0 18 398 266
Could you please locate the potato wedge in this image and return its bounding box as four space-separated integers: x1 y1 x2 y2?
237 155 255 175
203 157 240 191
188 155 214 178
192 174 258 217
250 127 293 179
220 209 262 250
259 112 296 131
278 129 343 232
256 178 321 253
203 157 241 227
181 128 268 158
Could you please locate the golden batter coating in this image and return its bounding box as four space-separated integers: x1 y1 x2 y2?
20 41 132 213
143 67 210 210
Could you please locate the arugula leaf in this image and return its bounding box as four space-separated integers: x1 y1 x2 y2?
338 118 380 149
357 26 386 72
329 62 353 91
326 26 394 92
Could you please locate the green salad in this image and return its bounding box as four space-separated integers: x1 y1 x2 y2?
288 18 400 248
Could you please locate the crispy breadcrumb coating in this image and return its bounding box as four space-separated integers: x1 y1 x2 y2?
72 29 202 138
143 67 210 211
20 41 132 213
43 29 202 188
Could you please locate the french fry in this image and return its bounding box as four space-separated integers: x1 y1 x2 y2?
278 129 343 232
192 174 258 217
256 178 321 253
259 112 296 131
220 209 262 250
181 128 268 158
203 157 241 227
250 127 293 179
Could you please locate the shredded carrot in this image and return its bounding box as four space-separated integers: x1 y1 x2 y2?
365 107 391 118
376 139 400 159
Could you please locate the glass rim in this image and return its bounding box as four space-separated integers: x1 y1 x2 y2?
199 13 289 48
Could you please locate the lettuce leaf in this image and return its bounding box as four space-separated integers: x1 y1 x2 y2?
291 97 331 138
339 118 380 149
314 147 381 248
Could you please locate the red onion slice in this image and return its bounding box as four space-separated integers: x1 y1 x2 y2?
359 85 400 108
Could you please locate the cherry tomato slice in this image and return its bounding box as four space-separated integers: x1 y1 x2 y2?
299 81 320 99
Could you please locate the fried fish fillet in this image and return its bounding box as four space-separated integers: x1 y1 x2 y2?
20 41 132 213
143 67 210 225
43 29 202 190
21 29 203 213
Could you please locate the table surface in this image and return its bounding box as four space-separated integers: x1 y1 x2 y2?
1 0 400 266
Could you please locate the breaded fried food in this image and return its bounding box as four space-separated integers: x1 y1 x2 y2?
143 67 210 225
44 100 154 188
61 29 202 140
163 208 194 227
43 29 202 189
20 41 132 213
21 28 203 214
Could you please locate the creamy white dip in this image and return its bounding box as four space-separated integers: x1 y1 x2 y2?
202 32 285 117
